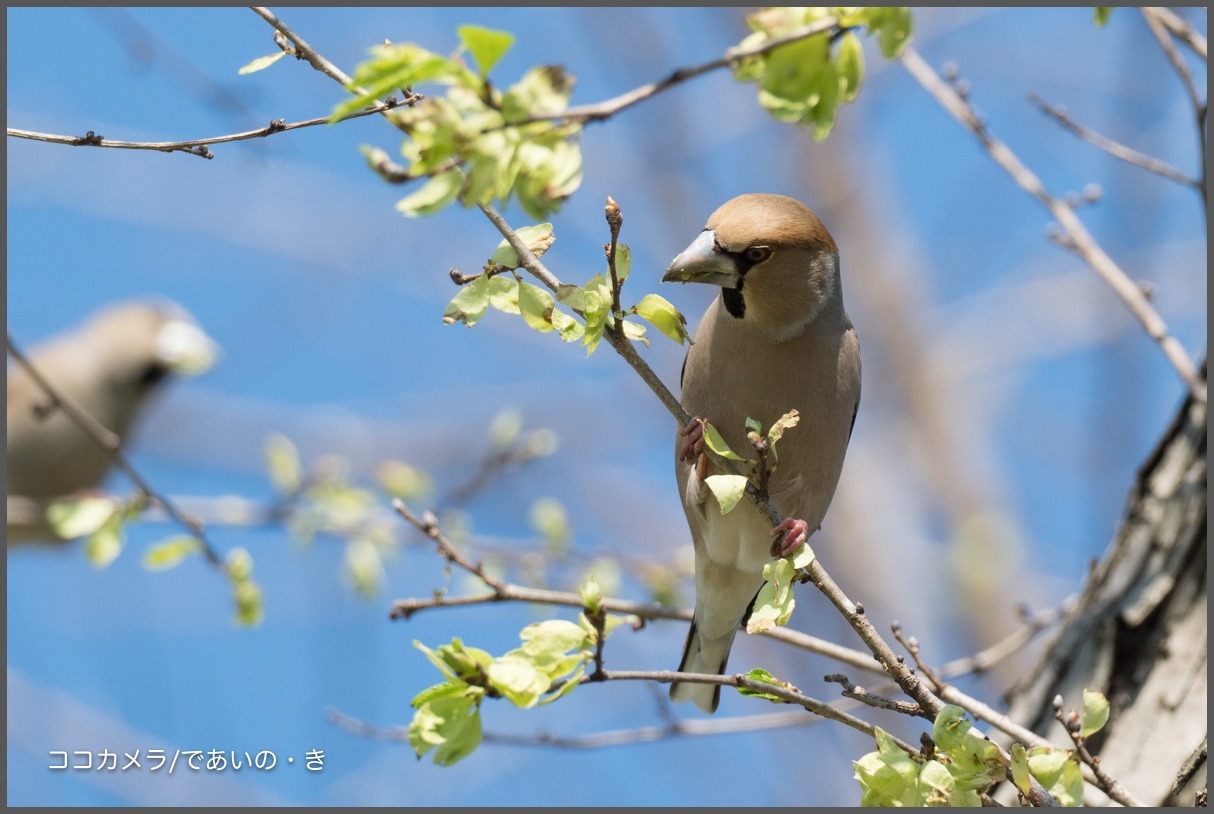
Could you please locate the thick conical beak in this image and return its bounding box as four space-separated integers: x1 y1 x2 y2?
662 230 740 288
154 319 220 376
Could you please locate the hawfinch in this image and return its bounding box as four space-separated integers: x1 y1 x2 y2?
663 194 861 713
7 300 218 541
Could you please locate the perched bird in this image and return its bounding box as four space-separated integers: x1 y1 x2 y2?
662 194 861 713
7 300 218 540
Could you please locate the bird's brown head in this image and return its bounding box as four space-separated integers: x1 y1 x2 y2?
663 193 842 335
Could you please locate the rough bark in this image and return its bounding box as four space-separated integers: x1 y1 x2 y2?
1004 365 1207 806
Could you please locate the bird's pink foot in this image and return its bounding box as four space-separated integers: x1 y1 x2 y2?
771 517 809 558
680 417 706 462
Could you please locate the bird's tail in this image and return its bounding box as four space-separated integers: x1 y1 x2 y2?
669 616 738 714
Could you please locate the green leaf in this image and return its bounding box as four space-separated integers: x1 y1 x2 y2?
234 578 264 626
1010 743 1032 797
46 496 118 539
737 667 796 702
704 474 749 515
238 51 286 75
396 169 462 217
411 680 473 709
518 282 558 333
488 407 523 449
702 421 749 461
634 293 691 345
579 575 603 615
549 309 584 343
142 535 203 571
226 546 254 582
835 32 864 102
1027 746 1083 806
580 274 612 355
1081 688 1109 737
746 558 796 633
377 460 433 501
788 542 815 570
264 433 302 494
458 25 514 77
520 619 588 656
932 704 971 752
85 513 125 568
344 538 386 597
614 243 632 284
766 409 801 449
332 43 457 122
487 276 521 314
807 61 840 141
489 223 555 269
529 497 571 551
918 759 956 805
1093 7 1112 27
853 728 923 806
539 662 585 704
501 65 574 121
488 655 550 708
443 272 493 327
409 692 483 766
874 7 913 59
620 319 648 346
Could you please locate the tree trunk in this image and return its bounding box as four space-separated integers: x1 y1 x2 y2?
1004 367 1207 806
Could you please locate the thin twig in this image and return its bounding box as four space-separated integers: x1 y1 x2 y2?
392 498 505 592
1141 7 1207 202
250 7 355 86
6 334 227 571
496 16 842 127
824 673 924 718
1144 7 1207 59
6 96 421 159
937 599 1072 679
1053 696 1148 807
604 196 624 330
1028 92 1201 191
900 46 1206 405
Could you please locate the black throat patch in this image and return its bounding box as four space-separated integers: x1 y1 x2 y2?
722 285 745 319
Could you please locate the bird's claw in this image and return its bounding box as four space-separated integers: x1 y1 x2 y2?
680 416 707 463
770 517 809 558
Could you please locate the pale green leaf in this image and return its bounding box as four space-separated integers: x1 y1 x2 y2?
579 574 603 614
377 460 433 502
396 169 462 217
634 293 691 345
736 667 795 702
487 276 521 314
1093 7 1112 27
142 535 202 571
233 578 264 626
614 243 632 284
1010 743 1032 797
704 474 749 514
264 433 302 493
226 546 254 582
549 309 584 343
344 538 386 597
788 542 815 569
443 272 492 327
520 619 587 656
488 407 523 449
932 704 971 752
489 223 555 269
85 514 125 568
836 31 865 102
1081 688 1110 737
46 496 118 540
411 680 474 708
701 421 748 461
621 319 648 346
766 409 801 447
518 282 556 333
238 51 286 75
918 759 956 805
529 497 570 551
458 25 514 77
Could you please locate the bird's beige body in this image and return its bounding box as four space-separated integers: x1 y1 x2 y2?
666 194 861 713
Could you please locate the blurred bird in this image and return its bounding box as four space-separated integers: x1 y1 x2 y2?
662 194 862 713
7 300 218 542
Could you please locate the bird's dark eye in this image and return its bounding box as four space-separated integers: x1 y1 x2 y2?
744 246 771 263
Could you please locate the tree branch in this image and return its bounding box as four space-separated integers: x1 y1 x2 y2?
1143 7 1207 59
496 16 843 128
6 333 227 572
6 96 422 159
1027 92 1201 192
1140 7 1207 201
900 46 1206 405
1053 696 1148 807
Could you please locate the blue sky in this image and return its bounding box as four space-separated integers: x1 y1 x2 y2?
7 7 1206 806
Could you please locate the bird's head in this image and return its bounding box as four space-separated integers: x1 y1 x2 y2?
86 300 220 395
663 193 841 336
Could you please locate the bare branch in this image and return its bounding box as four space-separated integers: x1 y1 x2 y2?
6 96 421 159
937 599 1072 679
6 333 227 572
1144 7 1207 59
825 673 924 718
1028 92 1201 191
1141 7 1207 199
900 46 1206 405
1053 696 1148 807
